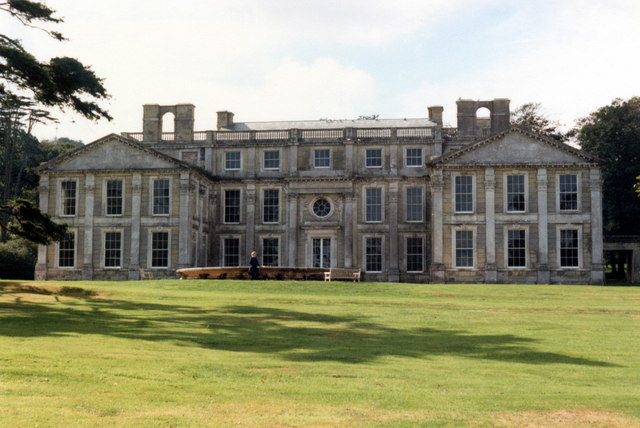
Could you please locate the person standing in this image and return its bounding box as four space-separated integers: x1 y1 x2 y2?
249 251 260 280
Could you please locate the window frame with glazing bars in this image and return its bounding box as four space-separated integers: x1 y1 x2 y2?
262 189 280 224
105 179 124 216
454 174 474 213
223 189 241 224
152 178 170 216
60 180 78 217
262 237 279 266
406 237 423 272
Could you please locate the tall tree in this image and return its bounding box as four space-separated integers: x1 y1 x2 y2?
0 1 111 120
0 0 110 243
0 94 52 241
575 97 640 235
511 102 567 141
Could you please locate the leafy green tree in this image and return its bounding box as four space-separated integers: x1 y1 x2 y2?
511 102 567 141
0 0 110 245
0 1 111 120
575 97 640 235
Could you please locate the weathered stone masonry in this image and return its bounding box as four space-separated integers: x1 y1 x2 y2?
35 98 604 284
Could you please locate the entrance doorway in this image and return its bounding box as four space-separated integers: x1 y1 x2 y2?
312 238 331 268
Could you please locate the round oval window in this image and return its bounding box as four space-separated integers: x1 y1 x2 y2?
312 198 331 218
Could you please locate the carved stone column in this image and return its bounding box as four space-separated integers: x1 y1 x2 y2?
590 168 604 284
35 176 49 280
286 191 298 266
485 168 497 282
128 174 142 279
245 184 256 256
178 172 192 269
82 174 95 280
430 169 445 282
388 182 400 281
537 168 550 284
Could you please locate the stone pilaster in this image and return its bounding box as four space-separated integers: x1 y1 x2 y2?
82 174 95 280
484 168 497 283
286 191 298 266
245 184 256 255
288 142 298 175
35 176 49 280
430 169 445 282
178 172 192 268
537 168 550 284
345 140 354 174
388 182 400 281
390 144 398 175
590 168 604 284
248 147 256 177
344 193 355 268
206 147 215 175
128 174 142 279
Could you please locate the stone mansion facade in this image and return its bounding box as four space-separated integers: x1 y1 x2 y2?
35 98 604 284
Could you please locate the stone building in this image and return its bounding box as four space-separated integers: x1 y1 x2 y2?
35 98 604 284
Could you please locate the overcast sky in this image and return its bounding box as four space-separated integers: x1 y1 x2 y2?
3 0 640 143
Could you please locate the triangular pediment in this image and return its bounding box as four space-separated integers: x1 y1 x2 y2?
40 134 184 172
430 127 597 167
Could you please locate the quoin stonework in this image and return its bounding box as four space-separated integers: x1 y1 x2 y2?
35 98 604 284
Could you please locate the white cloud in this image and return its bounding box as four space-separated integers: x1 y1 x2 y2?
399 0 640 129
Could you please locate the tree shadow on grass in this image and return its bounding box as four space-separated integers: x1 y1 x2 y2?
0 289 620 367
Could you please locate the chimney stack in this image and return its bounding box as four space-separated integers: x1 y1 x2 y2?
217 111 234 130
428 106 444 125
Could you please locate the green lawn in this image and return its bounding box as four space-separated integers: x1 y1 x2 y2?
0 280 639 427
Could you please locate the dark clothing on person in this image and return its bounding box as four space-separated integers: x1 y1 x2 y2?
249 256 260 280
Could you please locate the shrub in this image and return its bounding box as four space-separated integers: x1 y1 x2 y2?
0 238 37 279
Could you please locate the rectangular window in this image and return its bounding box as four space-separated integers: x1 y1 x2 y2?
223 238 240 266
314 149 330 168
312 238 331 268
560 229 579 267
507 229 526 268
365 237 383 272
506 175 526 212
263 189 279 223
104 231 122 268
406 237 423 272
61 181 77 216
152 179 170 215
559 174 578 211
365 187 382 222
262 238 279 266
106 180 123 215
455 175 473 213
366 149 382 168
224 190 241 224
58 231 75 268
151 231 169 268
225 151 241 170
263 150 280 170
455 230 474 268
406 187 423 222
405 148 423 167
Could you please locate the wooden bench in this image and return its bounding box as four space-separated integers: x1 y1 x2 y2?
324 268 361 282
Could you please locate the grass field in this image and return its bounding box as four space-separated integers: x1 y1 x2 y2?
0 279 639 427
